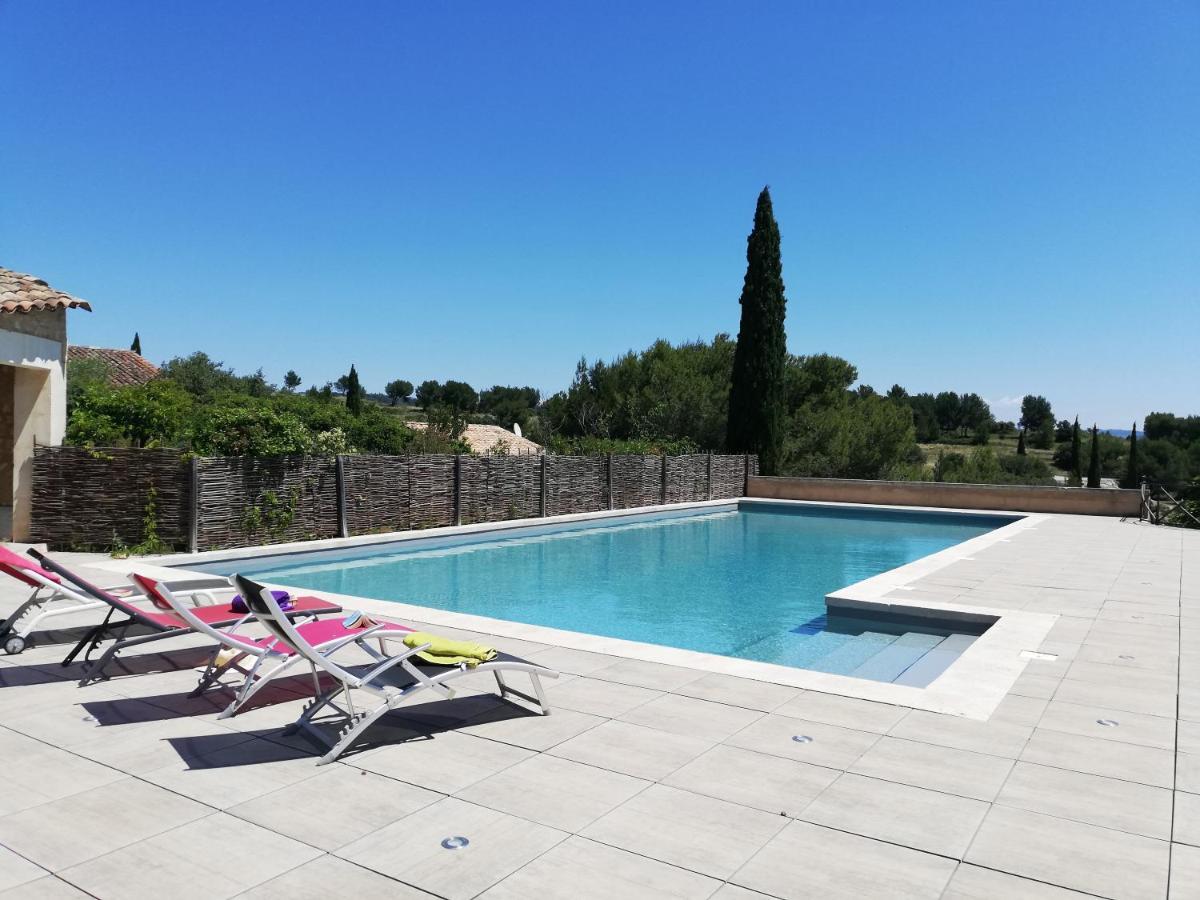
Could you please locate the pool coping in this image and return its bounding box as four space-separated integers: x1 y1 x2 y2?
116 498 1057 720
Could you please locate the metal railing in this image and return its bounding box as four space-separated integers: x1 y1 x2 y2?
1140 480 1200 528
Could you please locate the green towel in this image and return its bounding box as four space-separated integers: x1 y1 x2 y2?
403 631 498 668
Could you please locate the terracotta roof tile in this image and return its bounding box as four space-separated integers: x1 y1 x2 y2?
68 346 160 387
0 267 93 314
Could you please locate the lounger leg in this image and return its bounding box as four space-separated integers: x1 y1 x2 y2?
219 654 303 719
62 616 111 668
318 700 392 765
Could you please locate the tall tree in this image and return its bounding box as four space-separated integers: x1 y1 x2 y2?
1087 424 1101 487
1125 423 1140 489
130 332 142 355
345 365 363 416
1020 395 1055 449
1069 417 1082 483
1017 428 1027 455
385 379 413 406
727 187 787 474
283 370 302 392
415 380 441 408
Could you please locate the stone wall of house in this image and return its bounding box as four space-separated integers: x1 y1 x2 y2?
0 308 67 345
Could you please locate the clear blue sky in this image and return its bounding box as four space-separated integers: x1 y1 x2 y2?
2 2 1196 428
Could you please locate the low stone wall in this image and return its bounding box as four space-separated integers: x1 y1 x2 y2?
748 476 1142 517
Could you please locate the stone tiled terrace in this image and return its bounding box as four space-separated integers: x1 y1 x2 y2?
0 513 1197 899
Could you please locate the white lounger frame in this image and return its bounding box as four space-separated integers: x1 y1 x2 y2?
234 574 558 764
136 576 408 719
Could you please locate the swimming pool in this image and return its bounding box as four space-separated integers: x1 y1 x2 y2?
202 503 1016 683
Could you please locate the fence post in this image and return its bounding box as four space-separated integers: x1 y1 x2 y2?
335 455 348 538
188 456 200 553
453 454 462 526
540 455 548 517
743 453 750 497
607 453 614 510
661 454 668 505
707 452 713 501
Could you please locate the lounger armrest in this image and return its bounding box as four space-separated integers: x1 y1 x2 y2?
355 642 433 687
315 624 394 658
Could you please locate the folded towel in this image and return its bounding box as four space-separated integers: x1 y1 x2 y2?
402 631 497 668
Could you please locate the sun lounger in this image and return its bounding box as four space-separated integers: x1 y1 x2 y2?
0 547 228 656
233 573 558 764
27 549 342 685
129 573 414 718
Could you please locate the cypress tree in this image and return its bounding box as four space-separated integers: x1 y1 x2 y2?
1016 428 1027 456
1087 424 1101 488
1070 417 1082 483
130 332 141 355
1125 423 1139 489
345 364 363 416
727 187 787 475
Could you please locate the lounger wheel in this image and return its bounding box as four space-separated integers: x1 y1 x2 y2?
3 635 26 655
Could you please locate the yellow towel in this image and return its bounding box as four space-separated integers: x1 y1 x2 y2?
402 631 498 668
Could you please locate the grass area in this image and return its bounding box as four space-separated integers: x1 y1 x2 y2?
917 436 1062 473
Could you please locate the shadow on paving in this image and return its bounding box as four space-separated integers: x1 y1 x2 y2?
163 692 542 766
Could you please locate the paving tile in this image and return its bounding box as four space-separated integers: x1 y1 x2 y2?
888 709 1032 757
800 772 988 857
731 820 956 899
459 704 605 752
773 691 908 733
1020 727 1176 788
619 693 763 742
964 805 1170 899
236 855 436 898
587 658 705 691
710 887 773 899
337 797 566 900
941 863 1094 898
989 693 1049 726
0 777 209 870
1180 748 1200 792
0 728 126 816
1176 791 1200 847
542 676 662 718
230 764 441 851
581 783 786 880
1009 671 1062 700
59 812 322 900
1038 699 1176 750
140 733 322 809
548 719 714 780
455 753 649 832
664 744 837 816
354 729 533 794
724 713 879 770
848 735 1014 801
672 672 800 712
1172 842 1200 898
0 848 43 894
1052 676 1178 718
995 761 1173 839
0 877 92 899
479 835 720 899
525 647 620 676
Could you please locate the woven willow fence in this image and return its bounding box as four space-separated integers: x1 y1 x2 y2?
30 447 756 552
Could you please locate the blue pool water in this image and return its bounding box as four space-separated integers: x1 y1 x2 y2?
210 503 1015 676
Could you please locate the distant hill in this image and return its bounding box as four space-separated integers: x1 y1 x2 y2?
1104 428 1132 438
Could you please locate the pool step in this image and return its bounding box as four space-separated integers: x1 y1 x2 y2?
891 633 978 687
809 631 899 675
808 630 977 687
850 632 945 682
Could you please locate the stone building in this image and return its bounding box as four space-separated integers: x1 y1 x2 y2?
0 268 92 540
